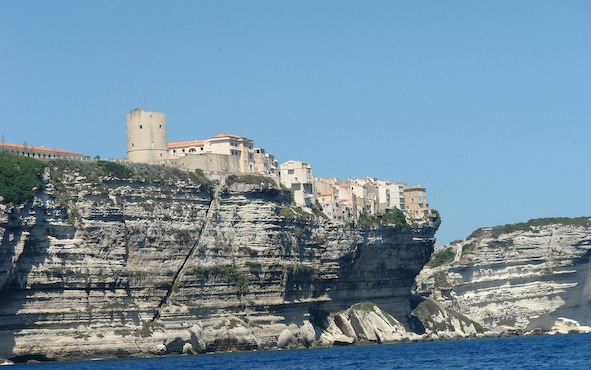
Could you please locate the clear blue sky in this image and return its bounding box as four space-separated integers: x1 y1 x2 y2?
1 1 589 246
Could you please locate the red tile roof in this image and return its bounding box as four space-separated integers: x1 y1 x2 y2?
0 142 83 156
210 133 251 140
404 186 426 191
167 139 206 149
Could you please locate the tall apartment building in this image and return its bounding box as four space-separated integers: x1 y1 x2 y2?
403 186 430 220
204 134 255 173
279 160 316 207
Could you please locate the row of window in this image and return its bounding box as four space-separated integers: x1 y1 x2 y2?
2 149 79 159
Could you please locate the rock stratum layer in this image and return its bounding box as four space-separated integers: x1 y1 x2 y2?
416 218 591 335
0 162 436 361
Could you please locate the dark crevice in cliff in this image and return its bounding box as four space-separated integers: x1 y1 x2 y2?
151 177 225 321
122 225 141 326
0 200 52 359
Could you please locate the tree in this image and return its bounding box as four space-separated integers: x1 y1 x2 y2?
0 152 45 204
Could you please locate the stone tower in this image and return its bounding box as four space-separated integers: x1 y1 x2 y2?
126 108 168 163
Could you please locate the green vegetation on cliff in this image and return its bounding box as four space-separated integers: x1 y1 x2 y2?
358 208 408 228
431 209 442 228
0 151 45 204
226 174 276 187
429 247 455 268
469 217 591 239
193 264 249 295
48 159 210 185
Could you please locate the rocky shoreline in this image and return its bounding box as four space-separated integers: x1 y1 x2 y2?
2 160 589 363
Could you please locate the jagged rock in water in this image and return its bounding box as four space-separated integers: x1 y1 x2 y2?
0 161 437 361
416 218 591 334
409 296 483 338
318 302 410 345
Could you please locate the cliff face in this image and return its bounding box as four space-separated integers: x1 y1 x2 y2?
415 218 591 335
0 162 436 361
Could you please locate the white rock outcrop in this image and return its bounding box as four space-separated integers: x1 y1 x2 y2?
416 218 591 333
319 302 409 345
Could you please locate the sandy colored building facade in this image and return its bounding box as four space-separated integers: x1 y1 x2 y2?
403 186 430 220
314 176 429 223
125 109 277 177
126 109 168 164
253 147 278 177
122 109 431 222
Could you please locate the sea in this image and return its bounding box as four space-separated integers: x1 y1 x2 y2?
6 334 591 369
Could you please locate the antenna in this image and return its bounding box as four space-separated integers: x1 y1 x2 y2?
144 95 147 111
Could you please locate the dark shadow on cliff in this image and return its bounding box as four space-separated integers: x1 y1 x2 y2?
0 201 51 361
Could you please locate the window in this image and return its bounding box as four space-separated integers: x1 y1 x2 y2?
288 169 294 174
140 125 143 129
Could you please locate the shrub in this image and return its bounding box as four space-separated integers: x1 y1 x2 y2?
358 208 408 228
429 247 455 268
285 263 317 279
193 168 209 183
226 174 276 187
461 242 477 258
101 161 132 179
310 200 329 219
430 209 442 228
279 205 314 222
469 217 590 240
193 264 249 295
0 151 45 204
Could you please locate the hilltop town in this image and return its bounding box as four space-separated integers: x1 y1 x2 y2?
1 108 434 224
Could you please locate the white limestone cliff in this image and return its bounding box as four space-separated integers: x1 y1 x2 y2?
415 218 591 335
0 161 437 362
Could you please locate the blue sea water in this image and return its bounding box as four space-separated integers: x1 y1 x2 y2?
8 334 591 369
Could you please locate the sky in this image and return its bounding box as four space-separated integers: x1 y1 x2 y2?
1 1 590 246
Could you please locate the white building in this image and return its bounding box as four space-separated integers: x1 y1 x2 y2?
0 142 85 160
168 139 206 157
203 134 254 173
384 182 406 211
279 160 316 208
167 134 277 176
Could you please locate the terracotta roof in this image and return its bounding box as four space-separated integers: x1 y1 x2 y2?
167 139 206 149
0 142 84 156
210 133 251 140
404 186 426 191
